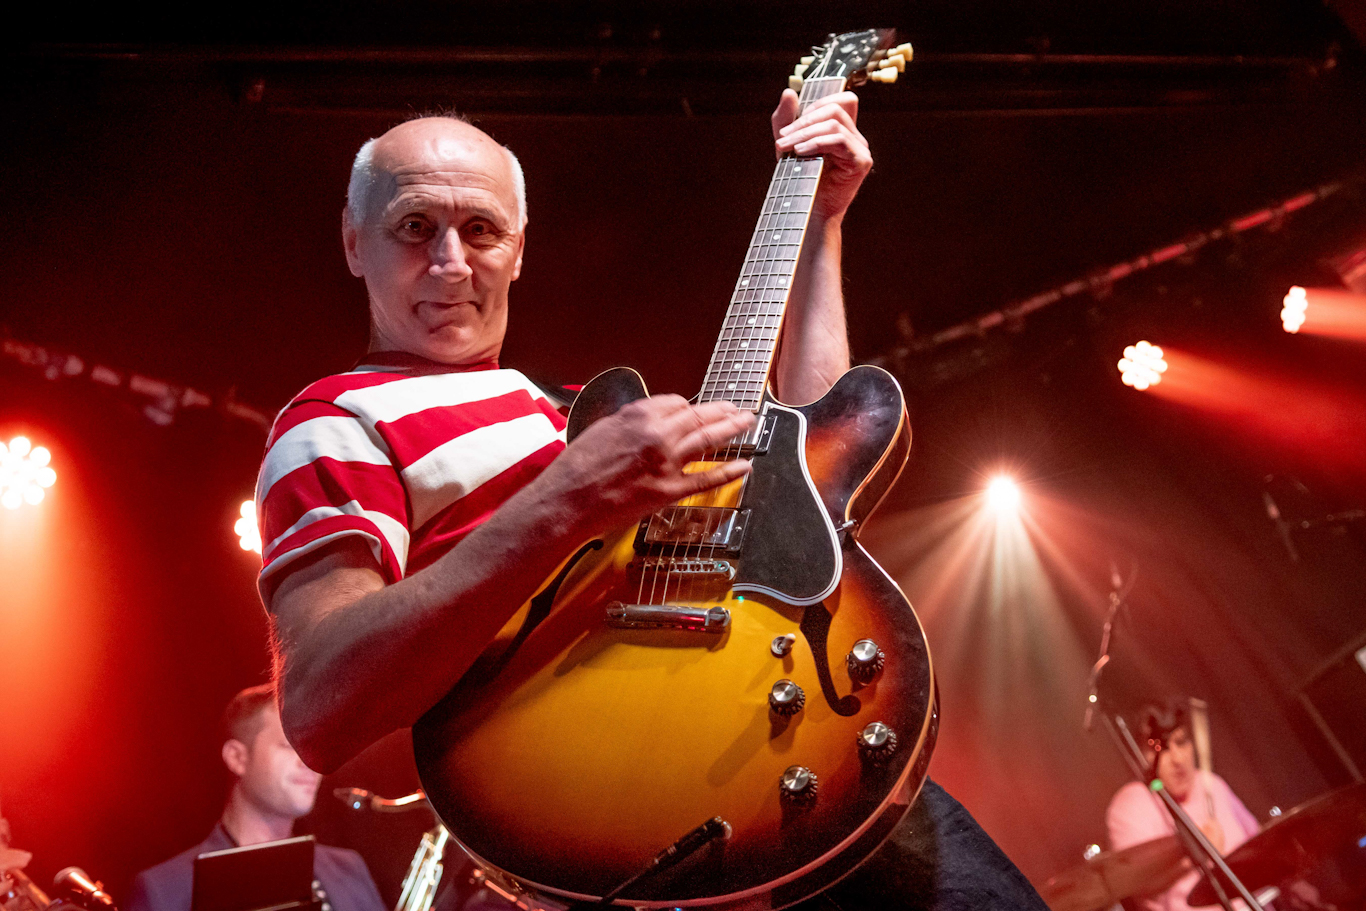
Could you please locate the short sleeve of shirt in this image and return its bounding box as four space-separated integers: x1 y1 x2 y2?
255 395 411 598
1107 780 1168 852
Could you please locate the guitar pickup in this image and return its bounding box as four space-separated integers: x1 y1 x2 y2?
635 507 749 552
703 414 774 457
605 602 732 633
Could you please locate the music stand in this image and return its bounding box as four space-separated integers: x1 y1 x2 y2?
192 835 317 911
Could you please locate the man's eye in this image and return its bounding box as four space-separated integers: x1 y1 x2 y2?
468 222 490 236
398 219 432 238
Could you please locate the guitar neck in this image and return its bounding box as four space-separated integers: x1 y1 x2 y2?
697 76 848 410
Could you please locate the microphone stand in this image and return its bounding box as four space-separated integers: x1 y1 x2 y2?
1083 564 1263 911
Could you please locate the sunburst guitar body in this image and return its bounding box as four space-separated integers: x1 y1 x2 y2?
413 29 935 911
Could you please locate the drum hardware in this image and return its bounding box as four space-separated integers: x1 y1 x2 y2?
1187 781 1366 907
1039 835 1188 911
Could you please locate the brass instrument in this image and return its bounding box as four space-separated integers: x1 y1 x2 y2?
395 824 451 911
333 788 451 911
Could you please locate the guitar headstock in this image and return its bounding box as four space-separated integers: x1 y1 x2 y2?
789 29 912 93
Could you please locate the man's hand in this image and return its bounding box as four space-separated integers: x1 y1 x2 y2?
542 395 756 538
772 89 873 221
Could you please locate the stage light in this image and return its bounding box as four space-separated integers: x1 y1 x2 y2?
1281 286 1307 333
235 499 261 554
0 436 57 510
1118 341 1167 390
986 476 1021 512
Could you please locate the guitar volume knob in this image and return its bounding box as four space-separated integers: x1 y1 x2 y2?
779 765 818 804
846 639 885 682
769 679 805 716
856 721 899 763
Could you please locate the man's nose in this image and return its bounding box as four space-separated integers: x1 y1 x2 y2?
428 228 473 280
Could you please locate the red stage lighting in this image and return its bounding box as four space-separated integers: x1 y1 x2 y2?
1118 341 1167 390
1282 286 1308 333
1279 286 1366 340
235 499 261 554
0 436 57 509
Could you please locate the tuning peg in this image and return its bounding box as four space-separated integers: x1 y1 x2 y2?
867 67 898 84
878 53 906 72
789 75 805 92
800 55 815 65
892 42 914 62
793 63 808 78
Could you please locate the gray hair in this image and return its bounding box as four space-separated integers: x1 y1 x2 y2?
346 118 526 228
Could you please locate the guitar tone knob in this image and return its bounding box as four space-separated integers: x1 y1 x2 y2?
846 639 885 682
856 721 899 763
769 679 805 716
779 765 818 804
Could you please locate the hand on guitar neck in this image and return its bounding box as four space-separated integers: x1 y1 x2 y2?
772 89 873 222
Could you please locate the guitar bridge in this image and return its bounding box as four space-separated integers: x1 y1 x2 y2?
605 602 732 632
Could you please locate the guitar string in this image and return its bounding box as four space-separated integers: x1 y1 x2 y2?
644 74 841 611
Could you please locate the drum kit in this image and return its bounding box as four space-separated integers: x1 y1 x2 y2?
1040 782 1366 911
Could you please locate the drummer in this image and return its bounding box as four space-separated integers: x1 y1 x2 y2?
1106 701 1260 911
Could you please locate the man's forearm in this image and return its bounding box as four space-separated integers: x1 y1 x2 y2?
775 214 852 405
272 477 589 772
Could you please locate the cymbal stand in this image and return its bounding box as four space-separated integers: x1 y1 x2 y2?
1096 708 1264 911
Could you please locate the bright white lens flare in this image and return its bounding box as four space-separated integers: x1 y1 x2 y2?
1118 341 1168 390
986 476 1021 512
1281 285 1307 333
0 437 57 510
235 499 262 554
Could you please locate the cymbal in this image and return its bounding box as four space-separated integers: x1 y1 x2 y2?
0 847 32 872
1188 781 1366 906
1041 836 1190 911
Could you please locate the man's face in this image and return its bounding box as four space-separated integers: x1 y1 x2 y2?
343 118 525 365
1152 725 1197 801
234 707 323 821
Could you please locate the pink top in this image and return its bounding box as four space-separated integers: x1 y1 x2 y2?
1106 774 1260 911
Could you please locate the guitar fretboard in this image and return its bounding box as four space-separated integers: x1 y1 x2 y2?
697 76 847 410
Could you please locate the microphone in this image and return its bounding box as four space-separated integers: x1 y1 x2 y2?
333 787 429 813
334 786 372 810
1262 490 1299 563
54 867 117 910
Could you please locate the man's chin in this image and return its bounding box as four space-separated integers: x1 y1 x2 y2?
418 331 495 365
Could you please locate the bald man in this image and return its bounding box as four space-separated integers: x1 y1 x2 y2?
255 97 1047 911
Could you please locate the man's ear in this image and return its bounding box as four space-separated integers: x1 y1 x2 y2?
510 224 527 282
342 206 365 278
222 738 250 777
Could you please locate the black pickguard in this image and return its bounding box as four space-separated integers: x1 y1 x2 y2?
567 370 839 605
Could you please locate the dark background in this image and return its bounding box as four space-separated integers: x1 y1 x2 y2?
3 0 1366 902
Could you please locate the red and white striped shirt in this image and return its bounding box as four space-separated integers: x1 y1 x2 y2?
255 352 568 599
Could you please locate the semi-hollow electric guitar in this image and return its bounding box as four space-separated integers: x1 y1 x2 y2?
414 30 936 911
